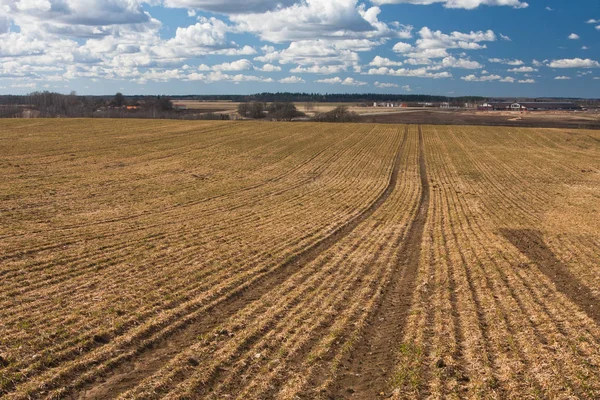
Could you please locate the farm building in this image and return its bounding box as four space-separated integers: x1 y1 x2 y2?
479 102 582 111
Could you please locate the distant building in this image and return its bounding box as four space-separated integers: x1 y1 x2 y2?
479 102 582 111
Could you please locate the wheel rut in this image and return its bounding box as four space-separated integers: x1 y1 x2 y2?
501 228 600 326
74 127 408 399
330 125 430 398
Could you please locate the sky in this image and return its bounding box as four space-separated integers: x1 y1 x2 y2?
0 0 599 97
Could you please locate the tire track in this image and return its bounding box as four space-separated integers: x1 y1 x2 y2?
330 125 430 398
71 127 408 399
501 229 600 326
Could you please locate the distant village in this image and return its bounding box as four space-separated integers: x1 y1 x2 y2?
365 100 585 111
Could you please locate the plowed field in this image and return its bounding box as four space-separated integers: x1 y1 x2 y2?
1 120 599 399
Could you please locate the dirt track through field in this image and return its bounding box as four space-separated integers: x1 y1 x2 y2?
75 128 409 399
501 229 600 325
330 126 430 398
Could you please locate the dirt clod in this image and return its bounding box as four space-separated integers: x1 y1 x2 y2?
0 355 9 367
93 334 110 344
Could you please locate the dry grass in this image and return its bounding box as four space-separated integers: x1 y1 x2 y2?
0 120 599 399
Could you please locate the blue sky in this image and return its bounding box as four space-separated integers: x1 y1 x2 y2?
1 0 599 97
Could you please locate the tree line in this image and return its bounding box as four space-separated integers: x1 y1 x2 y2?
238 101 359 122
0 92 197 119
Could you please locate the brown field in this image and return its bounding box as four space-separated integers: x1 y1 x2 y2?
1 119 599 399
169 100 411 117
362 109 600 129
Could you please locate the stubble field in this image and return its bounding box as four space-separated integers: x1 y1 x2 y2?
1 119 599 399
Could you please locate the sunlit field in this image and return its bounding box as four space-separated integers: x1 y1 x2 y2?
1 119 599 399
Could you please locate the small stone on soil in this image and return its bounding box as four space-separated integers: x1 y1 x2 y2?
436 358 446 368
187 357 200 366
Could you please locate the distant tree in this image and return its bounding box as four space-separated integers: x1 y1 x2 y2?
114 92 125 107
266 102 305 121
313 106 359 123
238 101 265 119
237 102 249 118
155 96 173 111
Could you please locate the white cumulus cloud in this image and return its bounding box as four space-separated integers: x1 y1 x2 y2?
256 63 281 72
461 73 515 82
370 0 528 10
548 58 600 68
508 66 537 73
374 81 399 88
488 58 523 65
279 75 305 83
369 56 403 67
211 59 253 71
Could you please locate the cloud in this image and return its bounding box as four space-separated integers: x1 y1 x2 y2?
554 76 571 80
370 0 528 10
315 77 343 84
508 66 537 73
488 58 523 65
461 74 501 81
441 56 482 69
392 27 496 66
256 63 281 72
392 42 412 53
568 33 580 40
545 6 553 11
185 71 274 83
499 33 511 41
229 0 413 43
315 76 366 85
461 74 514 82
586 19 599 24
402 84 412 91
0 33 46 57
518 78 535 83
548 58 600 68
215 46 257 56
255 40 362 73
290 65 349 74
341 77 367 85
367 66 451 78
5 0 151 28
211 59 253 71
136 68 277 84
279 76 305 83
369 56 403 67
11 82 37 88
163 0 298 14
374 81 398 88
